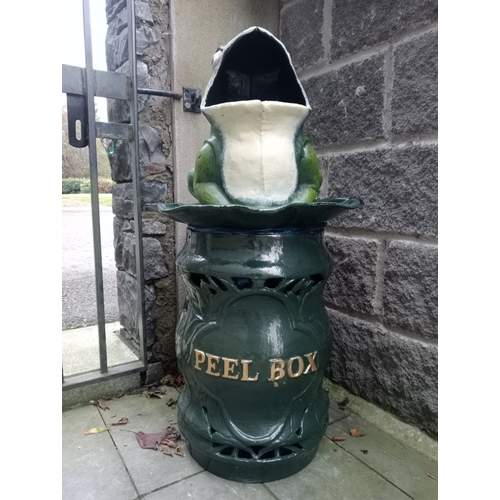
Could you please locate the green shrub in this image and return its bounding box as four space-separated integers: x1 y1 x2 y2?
77 178 114 194
98 177 115 194
62 178 82 194
80 179 91 193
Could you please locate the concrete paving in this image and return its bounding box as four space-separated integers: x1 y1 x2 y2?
62 322 138 377
62 388 438 499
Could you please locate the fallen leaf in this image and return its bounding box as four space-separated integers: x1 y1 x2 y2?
157 444 174 456
162 374 185 388
332 436 346 442
136 430 170 449
333 449 338 452
164 426 181 440
161 438 177 448
147 392 162 399
174 447 184 457
350 429 364 438
166 398 177 407
116 391 125 398
84 427 108 435
135 427 181 450
360 449 369 454
146 387 165 399
426 473 437 481
90 399 110 410
112 417 129 426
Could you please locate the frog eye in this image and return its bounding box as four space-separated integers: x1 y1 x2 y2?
211 47 224 69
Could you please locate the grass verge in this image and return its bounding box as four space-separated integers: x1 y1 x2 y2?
62 194 112 207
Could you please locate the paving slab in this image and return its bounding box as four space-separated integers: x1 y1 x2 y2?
97 387 203 495
265 437 412 500
62 404 137 500
62 388 437 500
147 471 276 499
62 322 138 377
325 411 438 500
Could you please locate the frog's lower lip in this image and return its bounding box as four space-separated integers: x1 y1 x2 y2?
147 198 362 230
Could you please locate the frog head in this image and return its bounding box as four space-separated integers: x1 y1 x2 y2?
190 27 321 207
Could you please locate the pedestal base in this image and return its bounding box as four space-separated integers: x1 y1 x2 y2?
187 440 320 483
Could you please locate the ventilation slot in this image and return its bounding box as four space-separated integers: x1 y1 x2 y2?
264 277 282 289
232 277 253 289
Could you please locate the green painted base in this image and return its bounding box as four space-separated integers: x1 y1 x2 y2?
186 440 320 483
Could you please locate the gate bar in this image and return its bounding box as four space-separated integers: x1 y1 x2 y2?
128 0 148 370
83 0 107 373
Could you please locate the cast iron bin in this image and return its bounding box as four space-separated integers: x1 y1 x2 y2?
154 27 361 483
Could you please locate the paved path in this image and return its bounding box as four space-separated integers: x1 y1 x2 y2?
62 205 119 330
62 390 438 500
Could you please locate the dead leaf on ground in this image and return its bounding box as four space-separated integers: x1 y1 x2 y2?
332 436 346 442
112 417 129 426
161 438 177 448
116 391 125 398
146 388 165 399
84 427 108 435
166 398 177 407
157 443 174 456
162 374 185 388
350 429 365 438
360 449 369 454
426 473 437 481
90 399 110 410
174 447 184 457
136 427 182 451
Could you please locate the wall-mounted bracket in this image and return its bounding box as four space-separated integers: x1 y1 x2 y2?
183 87 202 113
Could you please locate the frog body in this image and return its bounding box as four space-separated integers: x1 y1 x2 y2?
188 27 322 207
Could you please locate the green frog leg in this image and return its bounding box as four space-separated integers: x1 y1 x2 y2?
190 137 231 205
289 132 322 203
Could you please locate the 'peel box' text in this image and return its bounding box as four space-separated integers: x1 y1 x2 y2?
193 349 318 382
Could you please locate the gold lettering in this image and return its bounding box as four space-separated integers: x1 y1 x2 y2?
222 357 239 380
241 359 259 381
287 356 304 378
206 354 221 376
268 359 285 382
304 351 318 374
194 349 206 371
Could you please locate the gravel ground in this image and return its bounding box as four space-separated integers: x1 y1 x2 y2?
62 201 119 330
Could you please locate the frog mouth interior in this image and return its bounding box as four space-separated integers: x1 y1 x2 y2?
205 28 307 107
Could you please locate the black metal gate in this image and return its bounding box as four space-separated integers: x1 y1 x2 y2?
62 0 151 389
62 0 200 391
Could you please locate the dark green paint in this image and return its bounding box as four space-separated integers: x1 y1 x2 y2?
176 227 331 483
156 200 360 482
153 197 362 230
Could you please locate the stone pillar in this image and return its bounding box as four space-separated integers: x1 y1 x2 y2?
105 0 177 372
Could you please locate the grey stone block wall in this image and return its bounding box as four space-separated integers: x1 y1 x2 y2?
281 0 438 436
106 0 177 371
303 54 385 147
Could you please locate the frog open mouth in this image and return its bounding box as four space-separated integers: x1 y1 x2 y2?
203 27 308 108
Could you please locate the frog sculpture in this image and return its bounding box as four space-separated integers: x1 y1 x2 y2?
188 26 322 207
